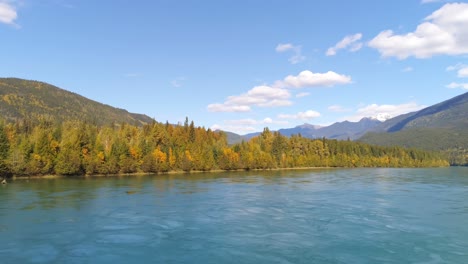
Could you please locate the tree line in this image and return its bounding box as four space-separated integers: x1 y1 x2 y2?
0 117 449 177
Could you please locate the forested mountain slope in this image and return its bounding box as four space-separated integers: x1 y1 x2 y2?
360 92 468 165
0 78 154 126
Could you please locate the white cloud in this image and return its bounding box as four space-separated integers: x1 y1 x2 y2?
446 63 468 78
226 86 292 106
289 54 306 64
326 33 363 56
349 42 363 52
208 70 351 113
171 77 186 88
328 105 349 112
224 118 287 126
402 66 414 72
276 43 305 64
459 67 468 78
210 124 257 134
225 119 259 126
295 92 310 98
207 85 292 112
171 81 181 87
446 63 464 71
278 110 321 120
446 82 468 89
263 117 273 124
0 1 17 25
346 102 426 121
244 85 290 100
211 118 289 134
257 99 292 107
368 3 468 59
275 43 294 52
207 104 251 112
210 124 222 131
278 70 352 88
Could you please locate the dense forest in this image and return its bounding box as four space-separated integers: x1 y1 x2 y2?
0 117 449 178
360 128 468 166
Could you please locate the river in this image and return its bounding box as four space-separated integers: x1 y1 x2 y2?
1 168 467 263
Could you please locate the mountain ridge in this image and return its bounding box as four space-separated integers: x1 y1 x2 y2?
359 91 468 165
0 78 154 126
386 91 468 132
230 117 382 144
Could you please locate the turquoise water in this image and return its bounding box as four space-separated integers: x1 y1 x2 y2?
1 168 467 263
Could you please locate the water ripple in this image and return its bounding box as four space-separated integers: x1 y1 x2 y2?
0 168 467 263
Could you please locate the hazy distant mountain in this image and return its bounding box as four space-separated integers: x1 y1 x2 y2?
226 118 382 144
360 91 468 165
242 132 262 141
0 78 154 126
277 123 322 137
273 118 381 140
313 118 382 140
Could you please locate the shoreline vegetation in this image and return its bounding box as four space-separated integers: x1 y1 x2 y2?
0 118 449 179
9 165 460 181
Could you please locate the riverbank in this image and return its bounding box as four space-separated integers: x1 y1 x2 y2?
7 164 453 181
9 166 342 180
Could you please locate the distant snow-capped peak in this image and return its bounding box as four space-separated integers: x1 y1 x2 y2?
371 113 392 122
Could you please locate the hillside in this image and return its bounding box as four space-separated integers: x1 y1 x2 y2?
360 92 468 165
374 91 468 133
0 78 154 126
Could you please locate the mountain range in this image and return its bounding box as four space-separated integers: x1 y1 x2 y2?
239 118 382 143
228 91 468 165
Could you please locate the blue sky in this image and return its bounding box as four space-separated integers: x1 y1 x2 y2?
1 0 467 134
